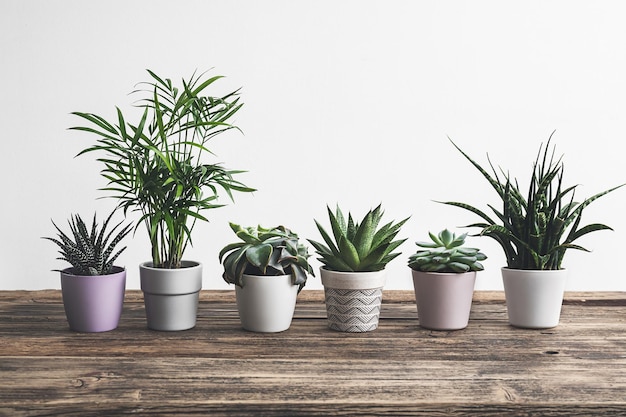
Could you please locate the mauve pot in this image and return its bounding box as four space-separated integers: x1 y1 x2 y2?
60 266 126 332
411 270 476 331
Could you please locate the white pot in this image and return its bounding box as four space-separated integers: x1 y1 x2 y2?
320 268 386 333
140 261 202 331
235 274 299 333
501 268 568 329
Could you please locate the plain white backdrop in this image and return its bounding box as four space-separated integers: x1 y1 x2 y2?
1 0 625 291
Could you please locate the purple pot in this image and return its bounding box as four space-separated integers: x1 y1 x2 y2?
60 266 126 332
411 270 476 331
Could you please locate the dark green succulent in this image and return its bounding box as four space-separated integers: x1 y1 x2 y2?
408 229 487 273
219 223 314 291
308 204 409 272
44 211 132 276
441 134 624 270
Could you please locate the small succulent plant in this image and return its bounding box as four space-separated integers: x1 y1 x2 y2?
219 223 314 291
408 229 487 273
44 211 132 276
308 204 409 272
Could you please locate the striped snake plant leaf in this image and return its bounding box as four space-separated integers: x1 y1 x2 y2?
443 134 624 270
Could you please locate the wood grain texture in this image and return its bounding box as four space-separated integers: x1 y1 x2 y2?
1 290 625 416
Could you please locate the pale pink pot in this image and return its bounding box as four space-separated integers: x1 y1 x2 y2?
60 266 126 332
411 270 476 331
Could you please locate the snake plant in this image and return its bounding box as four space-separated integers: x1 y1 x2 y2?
219 223 314 291
408 229 487 273
441 133 624 270
44 211 132 275
308 204 409 272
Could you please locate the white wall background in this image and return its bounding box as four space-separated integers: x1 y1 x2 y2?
1 0 625 291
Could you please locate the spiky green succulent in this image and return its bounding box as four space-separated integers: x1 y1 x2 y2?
219 223 314 291
308 204 409 272
441 134 624 270
408 229 487 273
44 211 132 276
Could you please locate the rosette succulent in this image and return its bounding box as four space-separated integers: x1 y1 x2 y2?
408 229 487 273
219 223 314 291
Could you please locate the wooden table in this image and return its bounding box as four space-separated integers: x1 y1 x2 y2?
1 290 625 416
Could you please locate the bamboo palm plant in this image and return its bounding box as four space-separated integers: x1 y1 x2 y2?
71 70 255 269
441 134 623 270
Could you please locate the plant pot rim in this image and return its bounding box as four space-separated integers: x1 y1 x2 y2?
241 273 297 282
410 268 477 277
320 267 386 290
242 273 291 278
501 267 566 272
61 266 126 277
140 260 201 270
319 266 386 274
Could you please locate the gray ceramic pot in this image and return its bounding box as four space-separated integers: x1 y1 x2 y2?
60 266 126 332
140 261 202 331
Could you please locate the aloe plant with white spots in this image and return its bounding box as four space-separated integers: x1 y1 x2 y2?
219 223 314 291
44 211 132 276
408 229 487 273
308 204 409 272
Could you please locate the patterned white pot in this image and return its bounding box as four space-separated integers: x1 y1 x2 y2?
320 268 386 333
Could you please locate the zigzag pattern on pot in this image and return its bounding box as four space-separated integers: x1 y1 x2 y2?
324 287 383 333
326 304 380 315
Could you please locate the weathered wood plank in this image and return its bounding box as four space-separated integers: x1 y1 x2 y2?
2 357 626 415
1 290 625 416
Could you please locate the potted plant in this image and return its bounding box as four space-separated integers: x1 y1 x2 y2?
43 211 131 332
442 134 624 328
308 204 409 332
408 229 487 330
71 70 255 331
219 223 314 333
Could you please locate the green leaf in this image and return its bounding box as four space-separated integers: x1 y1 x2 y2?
338 235 360 271
245 244 273 273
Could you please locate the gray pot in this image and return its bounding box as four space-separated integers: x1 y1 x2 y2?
320 268 386 333
139 261 202 331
